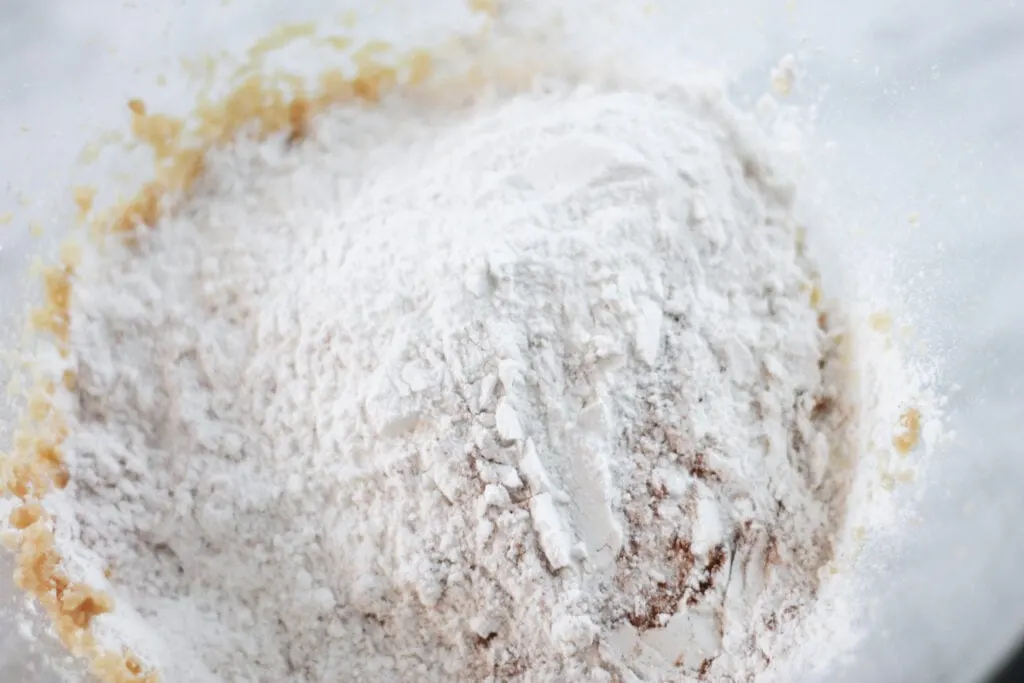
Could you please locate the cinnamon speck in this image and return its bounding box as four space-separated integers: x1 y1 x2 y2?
697 658 713 679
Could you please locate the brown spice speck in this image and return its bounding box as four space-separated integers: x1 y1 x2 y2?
647 479 668 500
688 452 719 482
627 536 695 630
687 544 726 606
811 395 833 421
698 658 713 679
475 632 498 648
764 534 780 570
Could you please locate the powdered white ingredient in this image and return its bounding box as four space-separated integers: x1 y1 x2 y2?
42 73 858 682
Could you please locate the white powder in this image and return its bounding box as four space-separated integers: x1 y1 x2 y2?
35 71 862 682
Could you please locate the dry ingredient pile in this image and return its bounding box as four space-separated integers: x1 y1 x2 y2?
13 73 857 682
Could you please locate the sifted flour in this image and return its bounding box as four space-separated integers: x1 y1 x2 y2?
25 72 857 681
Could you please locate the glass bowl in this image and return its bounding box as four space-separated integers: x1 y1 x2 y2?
1 1 1021 681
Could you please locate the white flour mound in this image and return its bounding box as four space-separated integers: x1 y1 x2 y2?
44 77 856 682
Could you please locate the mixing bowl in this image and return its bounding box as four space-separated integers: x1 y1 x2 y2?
1 1 1022 681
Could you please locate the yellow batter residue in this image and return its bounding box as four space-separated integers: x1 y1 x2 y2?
893 407 922 455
